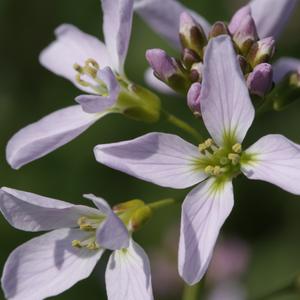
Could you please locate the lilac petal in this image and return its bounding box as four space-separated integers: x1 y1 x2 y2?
94 132 207 189
144 68 176 94
75 67 120 113
200 35 255 146
1 228 104 300
242 134 300 195
228 5 251 35
0 187 99 232
83 194 129 250
105 239 154 300
178 178 234 285
273 57 300 83
6 105 105 169
39 24 111 93
250 0 297 39
102 0 134 73
134 0 211 49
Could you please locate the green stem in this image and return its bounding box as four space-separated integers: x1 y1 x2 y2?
182 283 201 300
162 110 203 142
148 198 176 210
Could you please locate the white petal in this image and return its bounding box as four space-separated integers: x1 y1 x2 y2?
39 24 111 93
102 0 134 73
1 228 103 300
105 239 153 300
273 57 300 83
179 178 234 285
6 105 104 169
200 35 255 146
250 0 297 39
0 187 99 231
94 132 207 189
242 134 300 195
82 194 130 250
134 0 210 49
144 68 176 94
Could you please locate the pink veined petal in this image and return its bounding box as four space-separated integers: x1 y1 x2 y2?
94 132 207 189
250 0 297 39
1 228 104 300
134 0 211 49
178 178 234 285
75 67 121 113
200 35 255 146
105 239 154 300
102 0 134 73
242 134 300 195
39 24 111 93
0 187 99 232
6 105 105 169
273 57 300 83
144 68 176 94
83 193 130 251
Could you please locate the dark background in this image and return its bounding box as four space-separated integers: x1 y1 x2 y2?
1 0 300 299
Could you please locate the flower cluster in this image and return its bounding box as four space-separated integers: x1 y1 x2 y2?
1 0 300 299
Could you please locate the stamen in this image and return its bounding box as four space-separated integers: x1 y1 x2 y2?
72 240 82 248
204 165 214 175
198 138 216 152
212 165 222 176
228 153 240 165
232 143 242 153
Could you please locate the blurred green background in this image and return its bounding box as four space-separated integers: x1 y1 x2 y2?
1 0 300 299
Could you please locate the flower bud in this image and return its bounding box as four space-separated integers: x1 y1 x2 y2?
228 5 251 35
209 22 229 39
146 49 190 93
238 55 248 74
247 63 273 97
181 48 200 69
187 82 202 117
189 62 203 83
271 71 300 111
247 37 276 68
179 12 207 58
129 205 153 231
233 14 258 55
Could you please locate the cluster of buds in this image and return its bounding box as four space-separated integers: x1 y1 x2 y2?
146 8 276 116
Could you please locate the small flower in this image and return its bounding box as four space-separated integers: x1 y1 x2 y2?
6 0 160 170
0 188 153 300
94 36 300 285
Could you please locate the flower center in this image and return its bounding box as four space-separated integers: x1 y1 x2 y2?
72 215 104 251
73 58 108 95
195 138 242 178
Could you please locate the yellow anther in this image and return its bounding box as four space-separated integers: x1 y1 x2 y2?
72 240 82 248
79 224 95 231
204 138 213 148
73 63 83 73
77 216 87 226
204 165 214 174
87 242 99 250
212 165 222 176
198 143 207 152
86 58 100 70
228 153 240 165
232 143 242 154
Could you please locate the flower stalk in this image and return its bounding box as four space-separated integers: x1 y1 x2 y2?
148 198 176 210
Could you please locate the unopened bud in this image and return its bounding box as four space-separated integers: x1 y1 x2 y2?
129 206 152 231
209 22 229 39
247 37 276 68
228 5 251 35
233 14 258 55
181 48 201 69
189 62 203 82
179 12 207 58
146 49 190 93
247 63 273 97
271 71 300 111
187 82 201 117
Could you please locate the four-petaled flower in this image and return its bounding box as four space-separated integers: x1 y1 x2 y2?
6 0 135 170
0 188 153 300
94 35 300 285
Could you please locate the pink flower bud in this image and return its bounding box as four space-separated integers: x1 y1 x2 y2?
228 5 251 35
247 63 273 97
187 82 202 116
